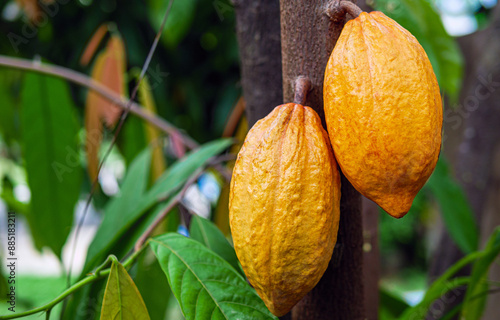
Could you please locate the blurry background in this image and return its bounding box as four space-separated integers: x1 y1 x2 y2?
0 0 499 319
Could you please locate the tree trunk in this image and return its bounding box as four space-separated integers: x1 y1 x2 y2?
362 197 380 320
355 3 379 318
279 1 365 319
234 0 283 127
429 4 500 319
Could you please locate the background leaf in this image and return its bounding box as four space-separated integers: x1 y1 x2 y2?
83 147 152 275
461 228 500 320
85 35 126 182
151 233 278 320
83 139 232 274
132 248 173 320
119 114 147 167
101 148 152 224
21 72 81 257
85 52 105 183
148 0 198 48
138 75 167 181
425 158 479 254
80 23 109 66
373 0 464 102
101 259 150 320
379 288 410 320
98 36 127 127
400 251 485 320
0 70 21 146
189 215 244 276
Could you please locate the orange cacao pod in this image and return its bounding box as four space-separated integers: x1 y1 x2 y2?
229 103 341 316
324 11 442 218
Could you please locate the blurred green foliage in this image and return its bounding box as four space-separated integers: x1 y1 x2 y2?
0 0 240 143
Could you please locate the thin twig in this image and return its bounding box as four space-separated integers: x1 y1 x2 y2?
0 246 147 320
0 55 198 150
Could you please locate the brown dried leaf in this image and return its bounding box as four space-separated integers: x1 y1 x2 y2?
80 24 109 66
84 35 127 181
99 36 126 127
85 53 106 183
16 0 54 22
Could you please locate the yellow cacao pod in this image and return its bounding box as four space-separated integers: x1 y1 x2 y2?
324 11 442 218
229 103 341 316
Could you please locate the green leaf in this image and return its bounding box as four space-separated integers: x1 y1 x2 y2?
148 0 198 48
426 158 479 254
62 274 108 320
189 215 244 276
83 139 232 274
400 251 484 320
20 72 82 257
441 303 463 320
128 207 180 319
150 233 278 320
0 263 8 298
105 148 152 218
83 148 152 274
400 277 470 320
379 288 410 319
461 228 500 320
0 70 21 146
373 0 464 102
133 248 173 320
101 259 151 320
119 114 147 167
0 172 29 216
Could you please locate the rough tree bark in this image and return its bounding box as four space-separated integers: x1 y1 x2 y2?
234 0 283 127
430 4 500 320
362 197 380 320
279 1 365 319
355 3 380 318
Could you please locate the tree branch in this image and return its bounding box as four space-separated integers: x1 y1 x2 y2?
0 246 146 319
0 55 198 150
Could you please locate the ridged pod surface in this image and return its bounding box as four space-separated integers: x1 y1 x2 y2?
229 103 341 316
324 11 442 218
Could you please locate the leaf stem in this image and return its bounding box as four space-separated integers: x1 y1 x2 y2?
0 273 104 319
326 1 363 21
94 255 118 277
293 76 311 105
340 1 363 18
